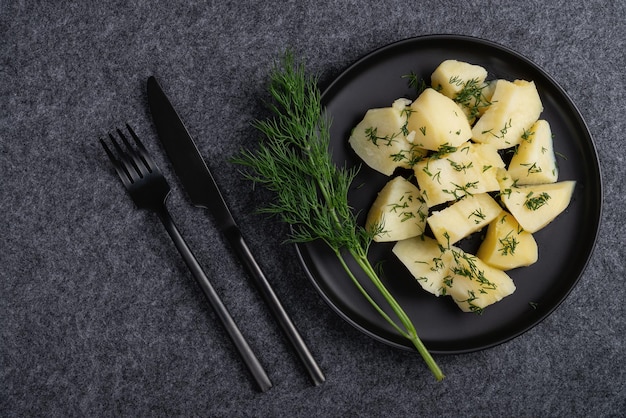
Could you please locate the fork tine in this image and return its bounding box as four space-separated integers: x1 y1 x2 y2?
100 136 134 187
108 132 142 183
125 124 157 173
115 128 146 181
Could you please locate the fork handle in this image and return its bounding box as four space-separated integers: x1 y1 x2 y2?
156 206 272 392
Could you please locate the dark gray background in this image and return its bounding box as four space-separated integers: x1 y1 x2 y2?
2 1 624 416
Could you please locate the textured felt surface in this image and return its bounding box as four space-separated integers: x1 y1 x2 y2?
1 0 625 416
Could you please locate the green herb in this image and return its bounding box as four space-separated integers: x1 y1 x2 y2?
459 290 483 314
430 143 458 159
400 108 414 136
498 231 519 256
233 53 444 381
431 255 446 272
450 77 492 120
555 150 568 161
421 160 442 184
442 181 479 199
365 126 400 146
439 277 452 296
388 194 417 222
521 162 542 175
450 250 495 290
524 191 551 211
389 144 424 167
500 119 513 138
447 248 498 315
469 208 486 224
447 158 473 173
402 72 428 95
497 178 519 200
482 118 512 140
521 128 534 142
431 170 442 184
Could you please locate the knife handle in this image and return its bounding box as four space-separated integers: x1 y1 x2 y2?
223 225 326 386
156 207 272 392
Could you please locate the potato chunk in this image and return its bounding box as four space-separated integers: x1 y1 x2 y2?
413 142 501 207
349 99 427 176
445 246 516 313
430 60 491 122
427 193 502 246
392 236 453 296
477 211 538 270
497 169 575 233
366 176 427 242
472 79 543 149
508 120 558 185
431 60 488 98
406 88 473 151
468 142 505 191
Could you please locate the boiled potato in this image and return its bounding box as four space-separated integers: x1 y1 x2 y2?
497 169 575 233
406 88 473 151
472 79 543 149
427 193 502 246
430 60 491 122
413 142 501 207
431 59 488 98
508 119 558 185
477 211 538 270
444 246 516 313
471 142 506 191
349 98 427 176
392 236 453 296
366 176 427 242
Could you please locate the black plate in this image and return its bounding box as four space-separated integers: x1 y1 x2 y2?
295 35 602 354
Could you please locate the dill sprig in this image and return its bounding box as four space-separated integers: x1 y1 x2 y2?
233 52 444 381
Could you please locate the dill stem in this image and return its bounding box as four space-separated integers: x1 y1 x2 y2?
350 249 445 382
334 248 410 338
322 158 444 380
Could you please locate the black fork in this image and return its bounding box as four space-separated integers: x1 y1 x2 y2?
100 124 272 392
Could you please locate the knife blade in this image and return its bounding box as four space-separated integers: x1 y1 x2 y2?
147 76 325 386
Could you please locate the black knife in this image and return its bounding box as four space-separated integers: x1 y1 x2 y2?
147 76 325 386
